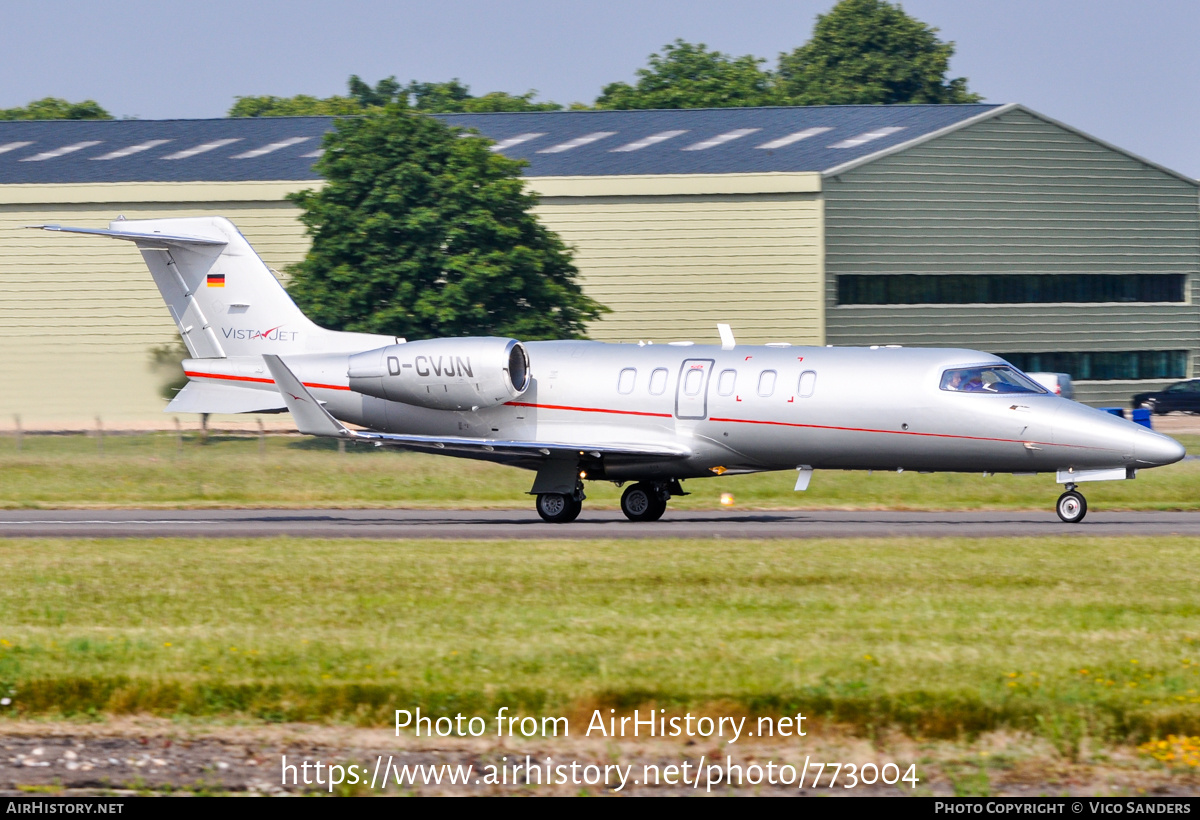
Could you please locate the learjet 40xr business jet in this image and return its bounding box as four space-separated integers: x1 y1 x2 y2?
41 217 1186 523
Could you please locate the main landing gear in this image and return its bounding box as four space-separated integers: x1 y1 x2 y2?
534 479 685 523
620 482 668 522
535 489 583 523
1056 483 1087 524
618 480 685 522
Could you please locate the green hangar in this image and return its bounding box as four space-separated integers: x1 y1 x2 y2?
0 103 1196 427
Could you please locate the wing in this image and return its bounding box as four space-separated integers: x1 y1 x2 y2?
260 354 690 469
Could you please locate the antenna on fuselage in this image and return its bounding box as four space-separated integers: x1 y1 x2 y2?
717 323 736 350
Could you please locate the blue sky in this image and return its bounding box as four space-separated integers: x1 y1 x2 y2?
4 1 1198 177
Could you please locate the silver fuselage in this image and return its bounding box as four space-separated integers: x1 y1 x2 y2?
185 342 1185 482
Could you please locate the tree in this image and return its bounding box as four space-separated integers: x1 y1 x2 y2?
229 75 391 117
594 40 777 109
776 0 981 105
0 97 111 120
229 75 561 117
227 93 362 118
349 75 403 107
285 105 605 340
404 80 561 113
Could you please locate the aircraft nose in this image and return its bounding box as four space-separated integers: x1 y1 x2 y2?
1136 429 1187 467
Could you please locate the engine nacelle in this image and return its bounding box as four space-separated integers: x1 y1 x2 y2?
346 337 530 411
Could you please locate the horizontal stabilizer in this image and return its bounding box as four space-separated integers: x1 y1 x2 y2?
262 354 353 438
165 380 286 415
36 225 227 247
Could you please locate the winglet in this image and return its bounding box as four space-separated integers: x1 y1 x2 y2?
261 354 354 438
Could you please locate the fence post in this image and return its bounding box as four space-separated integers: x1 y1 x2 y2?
13 415 21 452
95 416 104 454
257 418 266 458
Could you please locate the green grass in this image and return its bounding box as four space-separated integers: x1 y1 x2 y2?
0 536 1198 744
0 432 1197 510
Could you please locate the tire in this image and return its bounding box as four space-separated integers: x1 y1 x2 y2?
620 483 667 522
536 492 582 523
1056 490 1087 524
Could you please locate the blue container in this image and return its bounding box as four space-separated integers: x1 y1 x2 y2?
1099 407 1125 419
1131 408 1153 429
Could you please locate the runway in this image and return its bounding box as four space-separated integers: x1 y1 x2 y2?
2 508 1200 538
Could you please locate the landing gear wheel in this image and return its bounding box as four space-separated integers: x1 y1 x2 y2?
620 483 667 522
536 492 582 523
1056 490 1087 524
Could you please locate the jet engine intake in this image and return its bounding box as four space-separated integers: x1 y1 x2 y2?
347 337 530 411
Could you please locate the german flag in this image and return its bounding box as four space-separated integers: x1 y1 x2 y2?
207 274 225 288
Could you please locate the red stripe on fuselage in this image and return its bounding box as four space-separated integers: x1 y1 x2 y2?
184 370 351 392
503 401 1089 450
178 387 1102 453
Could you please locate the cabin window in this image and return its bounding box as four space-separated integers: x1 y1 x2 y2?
798 370 817 398
717 369 737 396
617 368 636 394
940 365 1046 394
683 368 704 396
649 368 668 395
757 370 777 397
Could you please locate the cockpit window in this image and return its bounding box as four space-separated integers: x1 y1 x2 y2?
940 365 1047 394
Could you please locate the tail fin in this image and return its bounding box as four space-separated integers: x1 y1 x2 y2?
41 216 397 358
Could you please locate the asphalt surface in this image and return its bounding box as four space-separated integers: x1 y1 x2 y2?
1 508 1199 538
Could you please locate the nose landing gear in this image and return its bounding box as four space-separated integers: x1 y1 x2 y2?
1056 483 1087 523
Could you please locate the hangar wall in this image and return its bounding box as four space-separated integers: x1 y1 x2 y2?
0 183 312 428
823 109 1200 407
529 173 824 346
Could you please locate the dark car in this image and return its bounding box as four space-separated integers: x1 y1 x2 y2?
1132 379 1200 414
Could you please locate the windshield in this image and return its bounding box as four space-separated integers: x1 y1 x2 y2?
940 365 1047 395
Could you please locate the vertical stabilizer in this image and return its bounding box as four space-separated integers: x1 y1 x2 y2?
111 216 327 358
40 216 399 358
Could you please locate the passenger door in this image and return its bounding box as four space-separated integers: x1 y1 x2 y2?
675 359 715 420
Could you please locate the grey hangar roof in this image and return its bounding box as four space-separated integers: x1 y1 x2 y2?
0 105 1013 185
